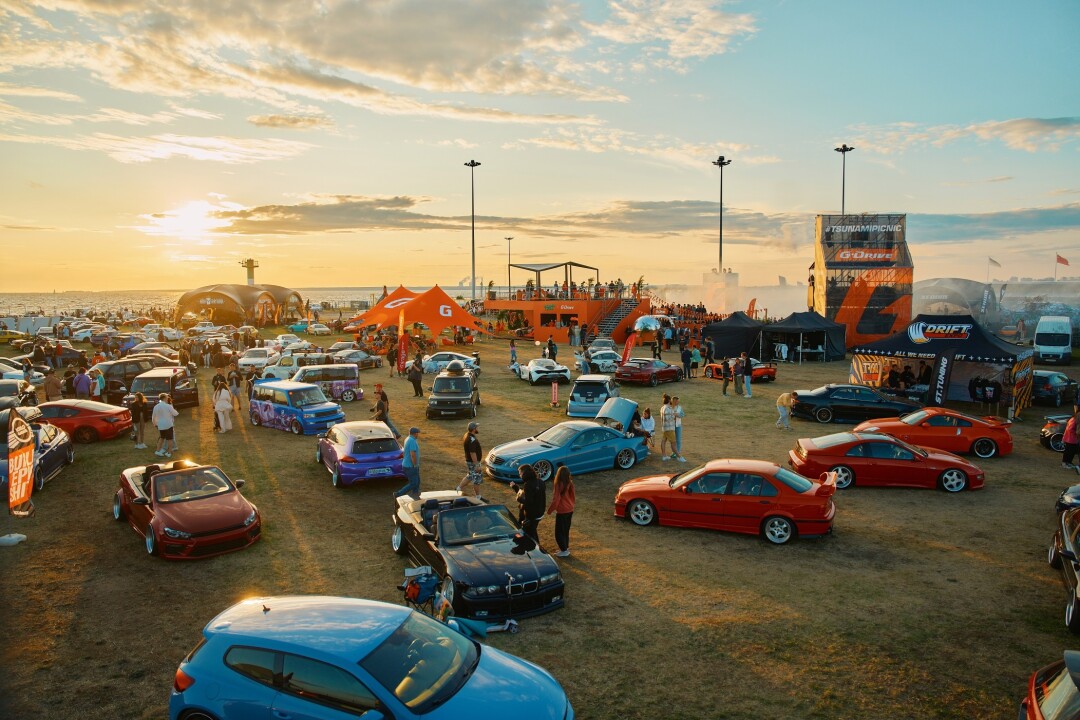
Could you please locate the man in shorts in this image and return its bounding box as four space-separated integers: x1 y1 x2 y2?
152 393 179 457
456 422 483 497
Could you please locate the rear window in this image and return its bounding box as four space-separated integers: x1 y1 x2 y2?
774 467 814 493
132 377 170 393
1037 332 1071 346
810 432 856 449
352 438 400 454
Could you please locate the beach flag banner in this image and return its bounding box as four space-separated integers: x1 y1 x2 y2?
397 333 409 374
8 413 35 517
1058 254 1070 266
621 333 636 366
927 348 958 407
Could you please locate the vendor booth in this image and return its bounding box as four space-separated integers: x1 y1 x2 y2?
764 312 847 364
849 314 1033 414
701 312 764 360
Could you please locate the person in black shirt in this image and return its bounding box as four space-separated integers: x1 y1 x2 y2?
900 365 916 388
513 464 546 543
917 361 932 385
456 422 483 497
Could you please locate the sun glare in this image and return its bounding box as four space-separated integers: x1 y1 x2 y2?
136 199 241 243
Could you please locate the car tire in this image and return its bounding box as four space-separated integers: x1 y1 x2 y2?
649 374 658 387
1067 597 1080 634
392 525 407 555
340 390 356 402
112 491 125 521
251 413 261 427
814 407 833 423
441 575 457 613
615 448 636 470
1050 540 1063 570
1050 433 1066 453
628 499 656 526
33 468 44 493
145 526 158 556
971 438 998 459
290 420 303 435
1056 392 1063 408
65 445 75 464
830 465 855 489
762 516 795 545
74 426 98 444
938 469 968 493
315 446 322 464
704 367 714 379
532 459 554 482
178 711 218 720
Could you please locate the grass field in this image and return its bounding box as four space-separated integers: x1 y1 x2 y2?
0 332 1075 719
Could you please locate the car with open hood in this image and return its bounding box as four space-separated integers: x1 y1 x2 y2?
790 383 922 424
391 491 564 621
112 459 261 559
484 397 648 482
614 459 836 544
852 407 1013 459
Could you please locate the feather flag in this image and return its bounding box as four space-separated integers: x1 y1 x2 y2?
988 257 1001 267
1058 254 1070 266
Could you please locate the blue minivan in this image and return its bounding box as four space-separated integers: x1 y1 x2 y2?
249 380 345 435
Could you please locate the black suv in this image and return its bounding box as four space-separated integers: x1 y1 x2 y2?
426 361 480 419
122 367 200 410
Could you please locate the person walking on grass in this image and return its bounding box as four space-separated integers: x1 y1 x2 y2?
386 343 398 378
407 357 424 397
130 392 148 449
227 362 243 410
690 346 702 379
672 396 686 462
456 422 483 497
741 352 753 398
659 394 677 461
1063 410 1080 474
776 390 794 430
394 427 422 498
213 380 234 433
547 466 576 557
152 393 179 457
731 356 743 396
514 464 546 544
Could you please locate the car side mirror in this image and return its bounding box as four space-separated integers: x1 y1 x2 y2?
422 531 435 541
234 479 246 489
132 497 149 506
358 709 386 720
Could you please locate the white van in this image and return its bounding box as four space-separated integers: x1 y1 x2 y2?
1034 316 1074 365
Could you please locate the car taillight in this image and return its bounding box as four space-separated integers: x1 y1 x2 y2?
174 667 195 692
340 456 357 463
104 416 121 423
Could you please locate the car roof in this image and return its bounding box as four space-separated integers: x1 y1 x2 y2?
700 459 782 473
574 375 612 383
135 367 185 377
255 380 319 390
336 421 396 439
205 596 408 662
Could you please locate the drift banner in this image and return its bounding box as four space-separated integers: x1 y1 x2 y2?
8 413 35 517
397 333 410 375
927 348 958 407
621 333 636 366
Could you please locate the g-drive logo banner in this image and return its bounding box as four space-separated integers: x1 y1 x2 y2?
908 322 973 344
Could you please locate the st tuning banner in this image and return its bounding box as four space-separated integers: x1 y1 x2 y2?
927 348 958 407
7 412 35 517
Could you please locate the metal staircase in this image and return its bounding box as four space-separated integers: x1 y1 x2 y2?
590 299 639 342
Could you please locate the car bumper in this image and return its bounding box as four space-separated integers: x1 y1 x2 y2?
460 582 565 622
101 419 133 440
158 522 262 560
426 403 475 418
340 461 406 484
565 402 603 418
299 413 346 434
483 461 527 483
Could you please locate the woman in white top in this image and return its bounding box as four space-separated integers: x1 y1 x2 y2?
213 380 234 432
639 407 656 448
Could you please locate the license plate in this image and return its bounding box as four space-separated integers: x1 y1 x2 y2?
367 468 392 476
324 421 336 428
441 411 456 415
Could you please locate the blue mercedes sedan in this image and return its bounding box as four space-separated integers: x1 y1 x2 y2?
169 596 573 720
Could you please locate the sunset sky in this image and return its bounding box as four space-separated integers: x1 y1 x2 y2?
0 0 1077 293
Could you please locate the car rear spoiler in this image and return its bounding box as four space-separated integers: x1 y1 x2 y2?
1045 414 1074 423
816 472 837 497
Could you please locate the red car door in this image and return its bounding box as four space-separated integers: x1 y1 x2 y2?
905 414 965 454
720 472 775 532
661 472 732 529
864 441 927 488
126 473 154 532
838 442 882 485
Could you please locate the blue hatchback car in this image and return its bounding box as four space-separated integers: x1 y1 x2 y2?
169 595 573 720
316 421 406 487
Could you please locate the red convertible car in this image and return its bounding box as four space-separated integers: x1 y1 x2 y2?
702 358 777 383
853 407 1012 459
614 459 836 544
788 432 985 492
614 358 683 386
111 459 261 559
37 399 132 444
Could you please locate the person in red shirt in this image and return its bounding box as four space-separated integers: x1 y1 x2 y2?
546 466 576 557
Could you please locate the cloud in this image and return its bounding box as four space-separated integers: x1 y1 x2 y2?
852 117 1080 154
909 203 1080 243
247 114 333 130
0 131 315 163
0 82 81 102
509 125 751 168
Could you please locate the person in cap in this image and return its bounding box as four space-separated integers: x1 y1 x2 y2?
456 421 483 496
394 427 422 498
43 368 63 402
370 382 400 440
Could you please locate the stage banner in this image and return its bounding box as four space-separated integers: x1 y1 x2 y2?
927 348 958 407
849 354 884 387
621 333 636 366
8 413 35 517
397 333 409 375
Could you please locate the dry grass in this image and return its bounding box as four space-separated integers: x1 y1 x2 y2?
0 335 1071 719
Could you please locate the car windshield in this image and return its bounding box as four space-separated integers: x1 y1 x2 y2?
536 425 578 446
899 410 929 425
352 438 400 455
671 465 708 487
360 611 479 713
774 467 814 493
288 387 329 407
439 505 519 545
154 466 233 503
433 377 469 393
244 350 267 358
1037 662 1080 720
131 377 170 393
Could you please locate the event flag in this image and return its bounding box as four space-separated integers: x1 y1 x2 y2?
621 333 636 366
7 412 35 517
927 348 957 408
1058 254 1070 266
397 333 409 375
988 257 1001 267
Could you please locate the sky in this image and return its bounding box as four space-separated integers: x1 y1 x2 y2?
0 0 1077 295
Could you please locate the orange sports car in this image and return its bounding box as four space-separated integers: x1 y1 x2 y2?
852 407 1012 459
702 357 776 383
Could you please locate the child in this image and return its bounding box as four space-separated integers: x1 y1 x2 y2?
640 407 656 449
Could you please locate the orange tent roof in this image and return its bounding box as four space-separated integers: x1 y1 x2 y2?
347 285 417 326
349 285 485 336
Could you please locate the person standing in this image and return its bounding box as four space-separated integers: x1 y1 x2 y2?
509 339 517 365
152 393 179 457
546 336 557 362
1062 411 1080 472
639 407 656 449
214 381 234 433
227 363 243 410
394 427 422 498
90 369 104 403
741 352 753 398
731 356 743 396
514 464 546 544
680 346 692 379
456 422 483 497
776 390 794 430
370 383 401 440
720 358 731 396
52 342 63 370
386 343 398 378
672 396 686 462
704 337 715 367
407 357 424 397
43 369 63 402
660 394 677 461
547 466 576 557
130 392 148 449
690 346 702 379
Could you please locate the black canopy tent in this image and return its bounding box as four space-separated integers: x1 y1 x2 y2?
509 261 601 292
701 312 764 359
764 312 847 363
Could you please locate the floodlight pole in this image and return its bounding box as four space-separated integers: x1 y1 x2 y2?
505 236 513 299
465 160 481 301
834 144 854 216
712 155 731 274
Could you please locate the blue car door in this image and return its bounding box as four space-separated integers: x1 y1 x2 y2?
272 652 385 720
567 428 615 473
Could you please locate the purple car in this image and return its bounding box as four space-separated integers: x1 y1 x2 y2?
316 420 405 487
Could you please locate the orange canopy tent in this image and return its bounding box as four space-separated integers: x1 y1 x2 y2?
350 285 487 337
346 285 417 327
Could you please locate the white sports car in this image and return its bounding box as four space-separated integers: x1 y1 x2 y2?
580 349 623 373
518 358 571 385
421 351 480 374
307 323 333 336
238 348 281 369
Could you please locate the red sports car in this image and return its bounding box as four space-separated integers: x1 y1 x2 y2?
852 407 1013 459
614 459 836 544
111 460 261 559
788 431 985 492
614 358 683 386
702 358 777 383
37 399 132 444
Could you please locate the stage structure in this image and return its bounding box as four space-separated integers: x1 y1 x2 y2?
811 213 912 348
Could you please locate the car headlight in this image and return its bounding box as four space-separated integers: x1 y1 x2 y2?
163 526 192 540
303 413 314 418
465 585 503 598
540 572 561 586
244 509 257 526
